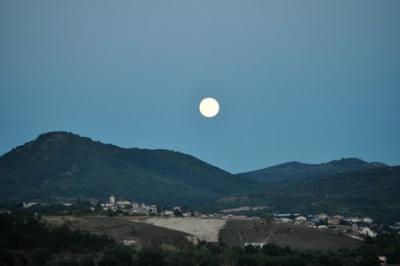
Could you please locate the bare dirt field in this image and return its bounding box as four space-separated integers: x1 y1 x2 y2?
219 219 361 251
44 216 191 248
44 216 361 251
143 217 226 242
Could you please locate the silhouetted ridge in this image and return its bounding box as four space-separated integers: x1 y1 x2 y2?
0 131 250 205
1 132 398 221
239 157 387 182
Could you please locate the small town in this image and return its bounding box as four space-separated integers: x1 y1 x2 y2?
19 194 400 244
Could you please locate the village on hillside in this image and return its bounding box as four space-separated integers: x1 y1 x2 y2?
18 194 400 244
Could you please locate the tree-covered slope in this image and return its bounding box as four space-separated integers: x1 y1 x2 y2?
0 132 252 205
239 158 386 182
1 131 399 221
240 166 400 222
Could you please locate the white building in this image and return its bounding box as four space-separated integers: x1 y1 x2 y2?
173 206 182 212
116 200 131 208
109 195 116 205
123 240 138 246
347 217 361 223
275 218 292 223
23 202 38 208
328 217 340 225
360 227 377 238
362 217 373 224
162 210 174 216
294 216 307 224
244 242 267 247
316 213 328 221
275 213 291 218
147 205 157 214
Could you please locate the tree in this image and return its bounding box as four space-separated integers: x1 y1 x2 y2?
31 248 50 266
137 248 165 266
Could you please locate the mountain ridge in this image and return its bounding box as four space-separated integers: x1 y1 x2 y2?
239 157 387 182
1 131 399 221
0 131 251 205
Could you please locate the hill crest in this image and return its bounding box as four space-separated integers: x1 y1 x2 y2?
239 157 387 182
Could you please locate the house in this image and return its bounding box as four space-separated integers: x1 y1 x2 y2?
378 256 387 266
102 194 117 210
116 200 131 208
347 217 361 223
162 210 174 216
294 216 307 225
145 204 157 214
333 215 344 221
362 217 373 224
173 206 182 212
244 242 267 248
360 227 377 238
328 217 340 225
109 195 116 205
275 218 292 223
316 213 328 221
23 202 38 208
274 213 292 218
123 240 138 246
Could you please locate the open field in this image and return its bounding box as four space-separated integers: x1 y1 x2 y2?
44 216 191 248
220 219 361 251
143 217 226 242
45 216 362 251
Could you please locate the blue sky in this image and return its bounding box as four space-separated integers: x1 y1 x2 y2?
1 0 399 173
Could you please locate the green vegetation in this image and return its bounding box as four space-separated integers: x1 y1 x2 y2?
219 220 360 251
0 132 253 206
1 131 399 223
240 166 400 223
0 212 114 266
239 158 386 182
1 213 400 266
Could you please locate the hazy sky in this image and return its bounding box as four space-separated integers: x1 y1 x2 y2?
1 1 399 173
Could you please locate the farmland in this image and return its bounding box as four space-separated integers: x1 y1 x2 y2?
143 217 226 242
44 216 361 251
219 219 361 251
44 216 191 248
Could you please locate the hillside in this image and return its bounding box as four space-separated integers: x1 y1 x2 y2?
1 132 399 222
239 158 386 182
239 166 400 222
0 132 252 205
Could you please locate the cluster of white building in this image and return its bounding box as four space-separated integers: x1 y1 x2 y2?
273 213 377 238
101 194 157 215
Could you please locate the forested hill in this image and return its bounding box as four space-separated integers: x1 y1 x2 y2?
242 166 400 222
1 131 399 221
239 158 387 182
0 132 253 205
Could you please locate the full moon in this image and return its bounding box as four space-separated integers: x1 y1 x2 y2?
199 97 220 118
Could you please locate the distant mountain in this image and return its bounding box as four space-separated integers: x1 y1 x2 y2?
241 166 400 222
1 132 399 222
239 158 387 182
0 132 252 206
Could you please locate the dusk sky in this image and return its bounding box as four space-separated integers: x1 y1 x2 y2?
1 1 399 173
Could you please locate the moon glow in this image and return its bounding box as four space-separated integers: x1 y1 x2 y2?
199 97 220 118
